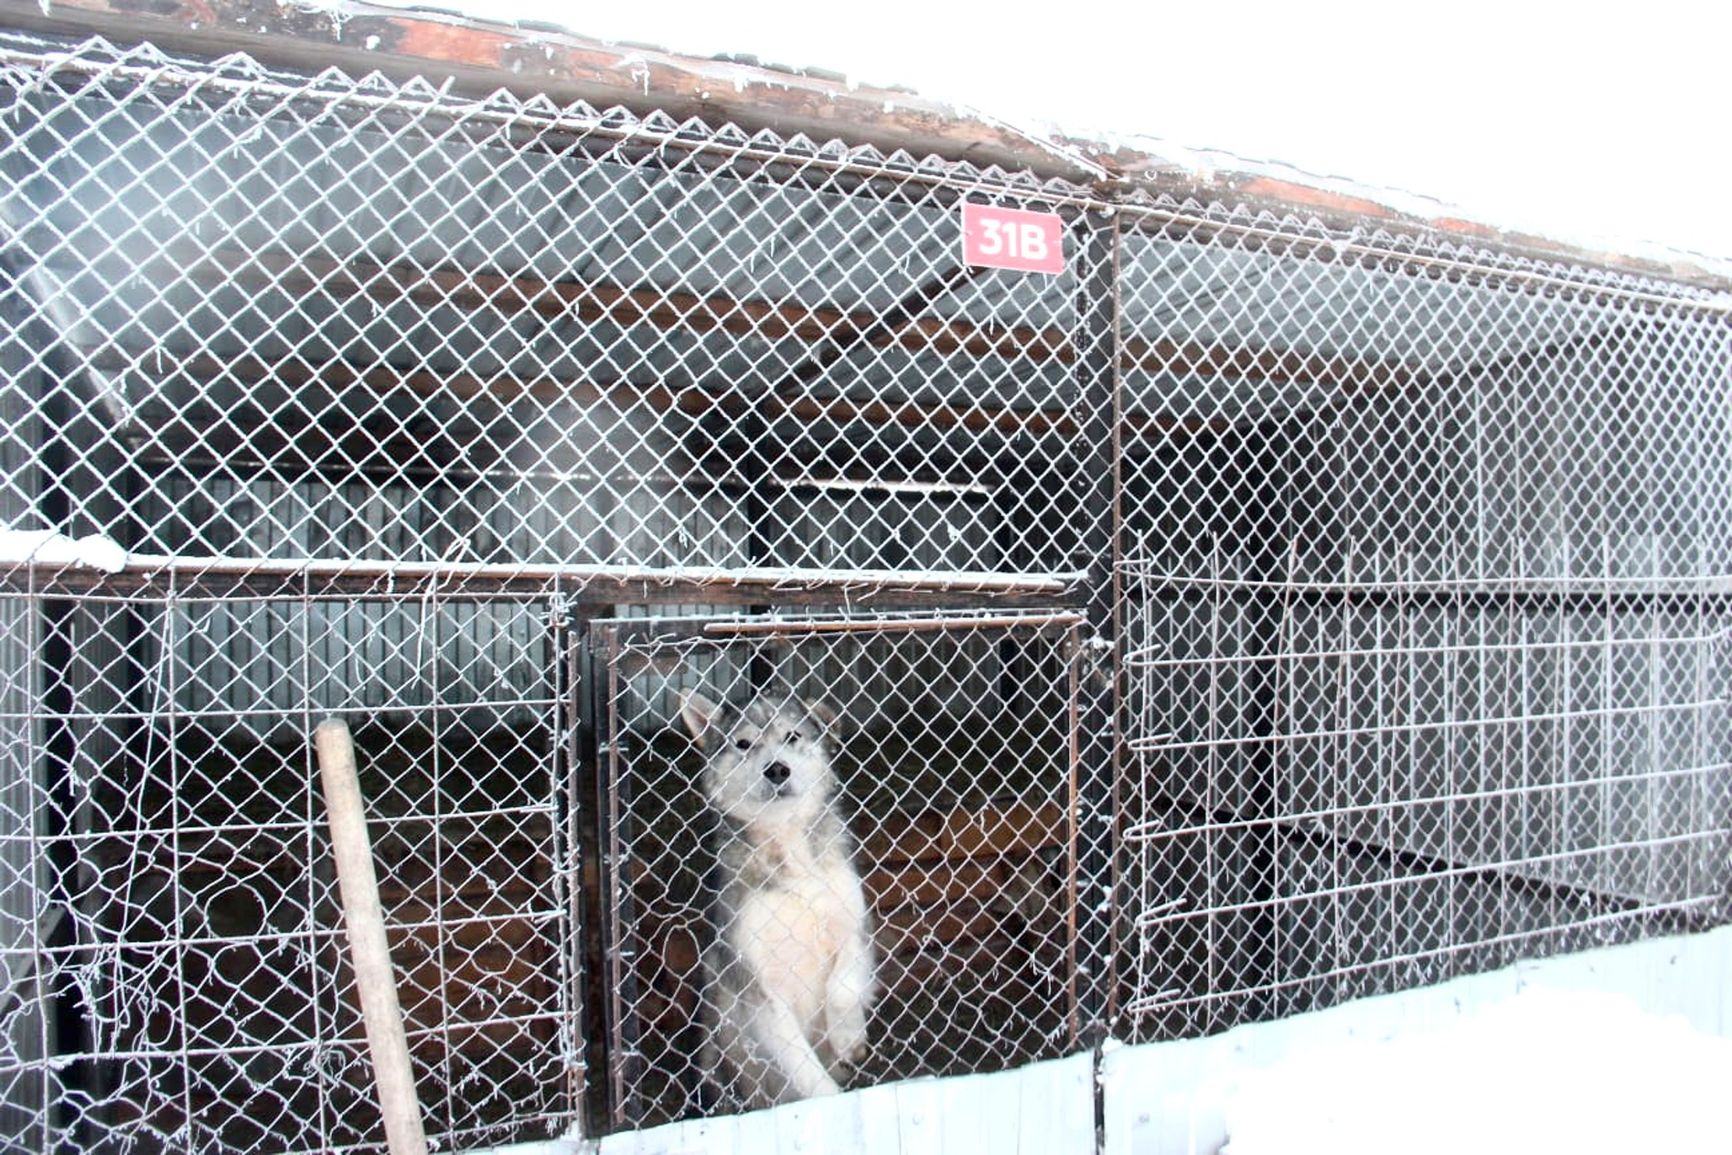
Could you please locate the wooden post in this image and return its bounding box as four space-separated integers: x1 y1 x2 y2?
313 717 428 1155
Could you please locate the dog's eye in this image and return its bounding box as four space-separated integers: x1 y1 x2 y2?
732 737 752 752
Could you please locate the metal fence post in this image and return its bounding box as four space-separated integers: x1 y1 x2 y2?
1070 205 1122 1043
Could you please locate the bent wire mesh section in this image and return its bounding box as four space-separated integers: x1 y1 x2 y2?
0 577 576 1154
1115 212 1732 1039
593 612 1080 1127
0 32 1099 590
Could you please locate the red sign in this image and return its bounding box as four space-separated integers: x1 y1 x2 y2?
960 202 1066 275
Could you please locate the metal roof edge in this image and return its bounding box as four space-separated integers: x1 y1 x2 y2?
5 0 1729 293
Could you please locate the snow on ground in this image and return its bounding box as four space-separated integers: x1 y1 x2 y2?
1222 987 1732 1155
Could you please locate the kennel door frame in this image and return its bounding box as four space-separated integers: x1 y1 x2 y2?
584 608 1088 1132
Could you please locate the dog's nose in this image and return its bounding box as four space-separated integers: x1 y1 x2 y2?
763 762 791 785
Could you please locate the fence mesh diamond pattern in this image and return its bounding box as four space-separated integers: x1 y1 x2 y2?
0 27 1727 1154
592 613 1080 1129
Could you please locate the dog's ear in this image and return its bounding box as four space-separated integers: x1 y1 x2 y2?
677 690 722 747
804 699 841 737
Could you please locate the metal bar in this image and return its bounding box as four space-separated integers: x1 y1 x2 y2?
592 623 644 1130
1064 618 1083 1050
1069 206 1121 1040
1122 568 1732 597
1124 629 1726 669
13 554 1077 596
1120 895 1725 1018
1124 695 1722 753
1115 203 1732 315
698 612 1083 638
1121 759 1728 844
1129 828 1722 928
571 615 611 1137
548 590 586 1128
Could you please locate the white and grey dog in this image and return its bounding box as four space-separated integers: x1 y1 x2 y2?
678 689 876 1108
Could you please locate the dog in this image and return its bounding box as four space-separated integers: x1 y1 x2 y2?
677 688 876 1109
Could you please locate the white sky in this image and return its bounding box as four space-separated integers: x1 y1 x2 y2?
465 0 1731 266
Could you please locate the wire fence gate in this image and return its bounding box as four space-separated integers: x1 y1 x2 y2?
0 25 1728 1155
590 611 1085 1130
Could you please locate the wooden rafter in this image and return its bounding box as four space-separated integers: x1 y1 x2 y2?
197 248 1425 394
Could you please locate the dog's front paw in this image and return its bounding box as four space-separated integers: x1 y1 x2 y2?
803 1072 842 1098
828 1020 869 1068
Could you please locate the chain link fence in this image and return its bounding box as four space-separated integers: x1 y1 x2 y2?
592 611 1081 1128
0 574 576 1153
0 25 1726 1154
0 31 1100 590
1116 214 1732 1036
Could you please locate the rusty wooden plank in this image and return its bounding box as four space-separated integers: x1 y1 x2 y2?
78 339 1222 465
861 856 1004 910
58 240 1421 425
942 799 1067 859
860 798 1068 867
859 808 947 865
201 247 1083 379
207 249 1426 395
874 930 1058 994
873 896 1007 959
395 941 550 1025
1123 334 1423 393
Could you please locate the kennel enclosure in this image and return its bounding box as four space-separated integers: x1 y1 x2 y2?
0 6 1727 1152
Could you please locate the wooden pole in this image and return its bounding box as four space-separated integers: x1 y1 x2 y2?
313 717 429 1155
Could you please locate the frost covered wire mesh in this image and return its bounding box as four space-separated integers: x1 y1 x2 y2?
0 575 576 1154
0 20 1727 1151
1114 212 1732 1037
0 32 1100 593
593 612 1081 1128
